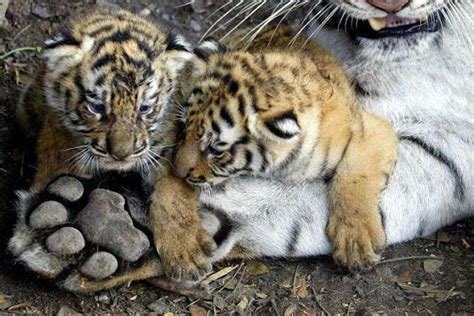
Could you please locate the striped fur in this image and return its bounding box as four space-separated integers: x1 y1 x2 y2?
175 31 399 268
18 7 193 186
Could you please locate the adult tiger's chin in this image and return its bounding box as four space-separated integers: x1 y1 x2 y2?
309 0 472 63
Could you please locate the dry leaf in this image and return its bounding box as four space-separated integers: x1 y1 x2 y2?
0 293 12 310
284 304 299 316
213 294 226 311
397 271 412 284
423 259 443 273
201 265 238 285
189 305 207 316
163 313 175 316
294 277 310 298
256 293 268 299
461 238 471 249
57 305 79 316
237 297 249 311
247 261 270 276
301 308 318 316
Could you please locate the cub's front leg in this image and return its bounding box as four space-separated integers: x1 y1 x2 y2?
150 173 216 283
326 113 398 269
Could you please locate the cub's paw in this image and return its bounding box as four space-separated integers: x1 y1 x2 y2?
326 213 386 270
156 226 215 284
8 174 154 292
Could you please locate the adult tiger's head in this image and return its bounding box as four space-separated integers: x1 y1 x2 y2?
214 0 472 60
42 7 193 172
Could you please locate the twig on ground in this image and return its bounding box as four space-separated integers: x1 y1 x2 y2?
375 255 443 266
12 24 31 43
311 287 330 315
0 47 39 60
270 298 281 316
147 278 212 300
291 264 300 295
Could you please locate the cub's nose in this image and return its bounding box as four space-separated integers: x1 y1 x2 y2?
367 0 408 12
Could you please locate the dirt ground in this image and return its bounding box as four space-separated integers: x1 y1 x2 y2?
0 0 472 314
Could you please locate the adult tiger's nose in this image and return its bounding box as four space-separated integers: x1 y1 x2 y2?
367 0 409 12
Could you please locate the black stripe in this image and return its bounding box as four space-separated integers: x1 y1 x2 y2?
88 24 114 37
286 221 301 256
123 53 145 68
211 121 221 134
237 95 246 116
92 54 116 70
44 28 80 49
400 135 465 201
91 30 133 54
222 74 239 95
277 138 304 172
258 143 268 172
200 203 236 245
220 107 234 127
166 33 189 52
191 87 203 95
244 150 253 169
74 74 85 103
264 111 299 139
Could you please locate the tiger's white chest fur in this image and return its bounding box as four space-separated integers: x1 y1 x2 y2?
200 2 474 260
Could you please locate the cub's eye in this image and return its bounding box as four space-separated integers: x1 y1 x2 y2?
139 104 153 115
206 146 224 158
87 103 106 115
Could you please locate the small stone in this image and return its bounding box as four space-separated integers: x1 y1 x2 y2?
48 176 84 202
95 0 119 7
46 227 85 255
77 189 150 261
95 292 110 304
190 20 201 32
139 8 151 17
148 298 170 313
162 13 171 22
32 4 53 19
29 201 68 229
80 252 118 280
57 305 79 316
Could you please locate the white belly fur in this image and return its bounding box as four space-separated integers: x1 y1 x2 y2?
200 6 474 260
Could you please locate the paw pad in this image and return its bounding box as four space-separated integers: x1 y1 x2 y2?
46 227 85 255
80 252 118 279
29 201 68 229
47 176 84 202
76 189 150 262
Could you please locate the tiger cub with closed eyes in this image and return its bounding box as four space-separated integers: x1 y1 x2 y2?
174 35 399 268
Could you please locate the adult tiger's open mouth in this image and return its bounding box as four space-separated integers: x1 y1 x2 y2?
349 14 441 39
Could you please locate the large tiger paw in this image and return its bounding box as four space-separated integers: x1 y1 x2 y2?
8 174 159 293
326 212 386 270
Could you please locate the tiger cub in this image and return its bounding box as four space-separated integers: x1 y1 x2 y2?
174 38 399 268
16 7 214 281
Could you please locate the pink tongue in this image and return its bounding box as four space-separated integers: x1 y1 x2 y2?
386 14 416 28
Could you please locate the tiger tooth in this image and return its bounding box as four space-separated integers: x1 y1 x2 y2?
368 17 386 31
420 16 428 22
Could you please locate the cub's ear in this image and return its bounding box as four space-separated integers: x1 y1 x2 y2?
251 110 301 143
42 27 94 69
162 33 195 72
194 39 228 61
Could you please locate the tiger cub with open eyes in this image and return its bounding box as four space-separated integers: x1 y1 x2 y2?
13 7 215 283
174 30 399 268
